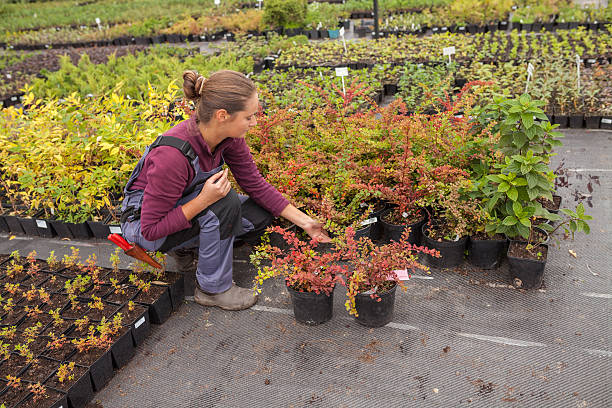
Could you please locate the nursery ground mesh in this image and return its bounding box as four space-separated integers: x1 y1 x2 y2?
1 129 610 407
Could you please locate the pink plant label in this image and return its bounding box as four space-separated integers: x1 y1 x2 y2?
390 269 411 281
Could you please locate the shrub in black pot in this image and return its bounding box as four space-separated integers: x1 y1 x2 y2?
467 233 507 269
251 226 345 326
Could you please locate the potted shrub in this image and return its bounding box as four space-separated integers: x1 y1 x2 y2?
419 166 481 269
340 227 437 327
251 226 345 325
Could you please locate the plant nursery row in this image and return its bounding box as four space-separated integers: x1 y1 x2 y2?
0 248 182 408
2 0 610 49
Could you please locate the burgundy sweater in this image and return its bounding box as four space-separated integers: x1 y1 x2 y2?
131 115 289 241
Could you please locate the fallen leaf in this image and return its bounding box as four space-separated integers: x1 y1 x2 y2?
443 346 451 353
8 235 15 240
433 388 439 394
568 249 577 258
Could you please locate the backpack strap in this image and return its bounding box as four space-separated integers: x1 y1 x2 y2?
150 135 197 163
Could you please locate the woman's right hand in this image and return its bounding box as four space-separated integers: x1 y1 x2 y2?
198 168 230 205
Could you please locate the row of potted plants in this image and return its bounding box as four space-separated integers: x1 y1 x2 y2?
0 248 182 407
275 28 612 68
245 88 593 328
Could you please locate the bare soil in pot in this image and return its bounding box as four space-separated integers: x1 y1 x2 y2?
133 284 167 304
41 319 72 336
21 356 60 382
87 302 120 322
511 228 549 245
17 387 66 408
0 354 29 377
104 285 139 304
43 275 68 293
470 232 505 241
115 303 147 325
508 242 548 261
537 195 561 212
0 385 30 407
381 208 425 225
45 363 89 391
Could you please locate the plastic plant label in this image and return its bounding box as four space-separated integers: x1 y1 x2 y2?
214 0 220 4
443 46 456 56
95 18 101 25
402 212 409 218
109 226 122 234
50 208 55 215
339 27 345 37
317 22 322 30
527 62 534 76
6 74 11 79
335 67 349 77
587 58 596 64
359 217 377 227
602 119 612 124
10 96 17 101
359 202 368 208
390 269 411 281
36 220 47 228
458 26 466 31
135 316 146 328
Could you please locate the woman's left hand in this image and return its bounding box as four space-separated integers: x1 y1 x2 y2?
303 220 332 243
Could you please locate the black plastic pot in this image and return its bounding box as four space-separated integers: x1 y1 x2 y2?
354 221 374 239
569 115 584 128
354 284 397 327
553 115 568 128
585 116 601 129
467 236 507 269
67 222 92 239
139 286 172 324
86 348 113 392
129 307 151 346
288 286 334 325
380 208 426 245
0 216 9 233
507 243 547 289
110 327 136 369
383 83 398 95
49 219 74 239
35 217 56 238
422 224 468 268
18 216 39 236
164 272 185 311
86 220 110 238
59 364 94 408
307 29 319 39
3 214 25 234
600 117 612 130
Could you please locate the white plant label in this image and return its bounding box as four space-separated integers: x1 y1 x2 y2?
339 26 347 53
95 18 101 25
359 217 377 227
335 67 348 95
602 119 612 124
135 316 146 328
214 0 220 5
319 71 323 79
36 220 47 228
109 226 122 234
10 96 17 101
6 74 10 79
257 0 263 9
317 22 322 31
335 67 348 77
443 46 455 64
402 212 409 218
50 208 55 215
525 62 534 93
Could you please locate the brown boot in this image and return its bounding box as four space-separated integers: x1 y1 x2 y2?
194 283 258 311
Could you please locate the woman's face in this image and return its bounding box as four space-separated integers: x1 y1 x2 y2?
224 93 259 139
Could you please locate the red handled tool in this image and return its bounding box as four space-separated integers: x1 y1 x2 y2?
108 233 162 269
